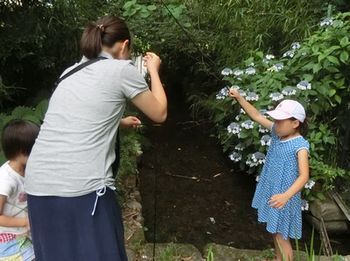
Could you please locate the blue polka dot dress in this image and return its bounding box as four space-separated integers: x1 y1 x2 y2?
252 125 309 239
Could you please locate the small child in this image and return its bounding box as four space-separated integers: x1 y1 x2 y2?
229 88 310 261
0 120 39 261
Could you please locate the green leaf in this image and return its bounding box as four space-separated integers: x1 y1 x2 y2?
340 36 349 47
334 95 342 104
147 5 157 11
328 89 336 97
326 56 339 65
340 51 349 63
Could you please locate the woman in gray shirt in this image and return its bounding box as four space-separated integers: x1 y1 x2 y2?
25 15 167 261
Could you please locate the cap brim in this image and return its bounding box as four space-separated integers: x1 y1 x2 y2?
266 110 291 120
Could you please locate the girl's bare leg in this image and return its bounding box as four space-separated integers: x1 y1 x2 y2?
273 233 293 261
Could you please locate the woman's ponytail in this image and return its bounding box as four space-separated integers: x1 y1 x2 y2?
80 16 131 60
80 23 103 59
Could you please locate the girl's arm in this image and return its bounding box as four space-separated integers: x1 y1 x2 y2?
269 149 309 209
229 88 273 130
0 195 29 228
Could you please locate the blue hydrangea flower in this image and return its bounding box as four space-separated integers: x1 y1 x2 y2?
297 80 311 90
269 92 284 101
216 87 229 100
259 125 269 132
246 92 259 101
233 69 244 77
260 135 271 146
239 89 247 97
304 180 315 189
246 152 265 167
221 67 233 76
282 86 297 96
291 42 301 50
234 143 245 151
227 122 241 134
258 125 269 133
241 120 254 129
301 200 309 211
229 151 242 162
282 50 295 58
245 67 256 75
267 63 284 72
259 109 268 115
320 17 333 27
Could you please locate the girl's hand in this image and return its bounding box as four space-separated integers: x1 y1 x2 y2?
269 193 290 209
228 87 241 99
144 52 161 74
120 116 141 128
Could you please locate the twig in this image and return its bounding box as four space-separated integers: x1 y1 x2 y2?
164 173 211 182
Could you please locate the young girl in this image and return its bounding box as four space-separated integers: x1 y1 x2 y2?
0 119 39 261
229 88 310 261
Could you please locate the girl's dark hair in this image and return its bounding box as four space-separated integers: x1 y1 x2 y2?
80 16 131 59
291 117 308 136
1 120 40 160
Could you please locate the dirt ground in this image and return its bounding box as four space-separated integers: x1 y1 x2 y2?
138 89 350 255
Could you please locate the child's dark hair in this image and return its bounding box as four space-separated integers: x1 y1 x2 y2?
291 117 308 136
1 120 40 160
80 16 131 59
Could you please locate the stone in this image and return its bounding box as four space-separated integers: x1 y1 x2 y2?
141 243 203 261
203 243 263 260
310 198 347 221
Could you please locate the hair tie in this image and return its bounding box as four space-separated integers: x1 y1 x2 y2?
97 24 105 33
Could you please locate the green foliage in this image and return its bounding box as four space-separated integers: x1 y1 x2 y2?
192 12 350 201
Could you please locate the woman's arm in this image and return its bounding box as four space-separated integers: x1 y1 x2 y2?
0 195 28 228
269 149 310 209
120 116 141 128
229 88 273 130
131 52 167 123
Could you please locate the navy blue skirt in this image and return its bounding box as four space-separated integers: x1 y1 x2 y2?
27 189 127 261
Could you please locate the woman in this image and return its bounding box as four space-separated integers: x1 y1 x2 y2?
25 15 167 261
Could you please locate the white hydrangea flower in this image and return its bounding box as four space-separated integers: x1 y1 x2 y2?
246 92 259 101
267 63 284 72
282 86 297 96
229 151 242 162
258 125 269 133
282 50 295 58
221 67 233 76
234 143 245 151
233 69 244 77
255 175 260 182
269 92 284 101
320 17 333 27
301 200 309 211
241 120 254 129
265 54 275 60
240 108 246 114
227 122 241 134
297 80 311 90
216 87 229 100
304 180 316 189
245 67 256 75
260 135 271 146
291 42 301 50
235 115 240 121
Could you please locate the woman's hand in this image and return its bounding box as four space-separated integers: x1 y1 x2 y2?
269 193 290 209
120 116 141 129
143 52 161 74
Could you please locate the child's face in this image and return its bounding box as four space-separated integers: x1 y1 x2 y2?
274 119 300 138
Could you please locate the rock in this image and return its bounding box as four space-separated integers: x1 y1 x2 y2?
141 243 203 261
127 200 142 212
203 243 262 260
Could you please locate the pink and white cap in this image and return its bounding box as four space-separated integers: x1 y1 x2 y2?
267 100 306 122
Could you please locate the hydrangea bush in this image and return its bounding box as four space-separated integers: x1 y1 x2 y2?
195 12 350 204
